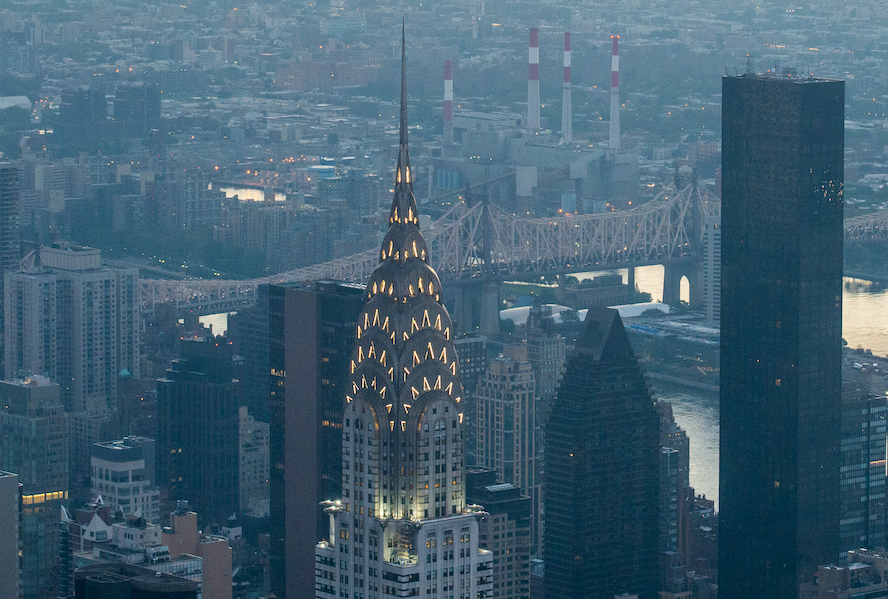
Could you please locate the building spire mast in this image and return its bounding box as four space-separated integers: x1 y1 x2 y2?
397 19 410 184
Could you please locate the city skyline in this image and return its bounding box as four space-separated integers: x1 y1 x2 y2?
1 2 888 599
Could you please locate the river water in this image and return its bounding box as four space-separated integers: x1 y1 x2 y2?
201 265 888 510
604 265 888 510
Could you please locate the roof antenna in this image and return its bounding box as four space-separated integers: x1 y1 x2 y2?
395 18 411 187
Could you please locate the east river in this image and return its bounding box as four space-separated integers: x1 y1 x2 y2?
620 266 888 510
201 265 888 511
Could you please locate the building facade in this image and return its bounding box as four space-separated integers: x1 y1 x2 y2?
544 308 660 599
0 162 20 376
5 244 140 422
0 377 68 599
467 469 531 599
91 437 160 523
719 74 845 598
475 344 541 557
156 336 240 526
840 381 887 558
268 280 365 599
238 406 269 516
0 471 21 599
314 34 493 599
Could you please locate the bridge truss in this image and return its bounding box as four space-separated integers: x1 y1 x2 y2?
139 184 884 315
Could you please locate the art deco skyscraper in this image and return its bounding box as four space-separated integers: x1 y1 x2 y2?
719 74 844 598
544 308 660 599
314 27 493 599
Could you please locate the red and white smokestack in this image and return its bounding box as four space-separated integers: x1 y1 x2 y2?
527 27 540 131
609 35 621 152
444 59 454 146
561 32 572 144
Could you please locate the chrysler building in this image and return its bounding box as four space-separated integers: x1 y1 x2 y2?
314 25 494 599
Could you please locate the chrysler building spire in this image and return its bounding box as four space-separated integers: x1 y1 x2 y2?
315 25 493 599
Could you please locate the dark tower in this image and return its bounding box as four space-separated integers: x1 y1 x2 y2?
156 335 240 526
544 308 660 599
267 280 364 599
0 162 19 377
719 74 844 598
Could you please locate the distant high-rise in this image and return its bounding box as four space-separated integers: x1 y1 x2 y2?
839 380 887 559
657 402 690 571
0 163 19 376
5 244 140 413
544 308 660 599
156 336 240 526
0 377 67 599
314 27 493 599
268 280 364 599
113 83 161 138
719 74 844 598
467 468 532 599
524 302 566 402
0 471 21 599
476 344 541 556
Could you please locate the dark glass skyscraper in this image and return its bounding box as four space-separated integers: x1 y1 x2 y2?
719 74 844 598
157 335 240 526
544 308 660 599
268 281 364 599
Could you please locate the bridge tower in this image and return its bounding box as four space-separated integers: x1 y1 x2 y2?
662 261 702 308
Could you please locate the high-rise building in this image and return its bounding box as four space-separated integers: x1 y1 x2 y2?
268 280 365 599
466 468 532 599
156 336 240 526
453 332 487 464
238 406 269 517
524 302 565 404
475 344 541 556
113 83 161 138
0 163 20 375
0 471 21 599
544 308 660 599
0 377 68 599
314 30 493 599
227 284 270 422
700 215 721 327
719 74 844 598
90 437 160 524
5 244 140 413
657 402 690 573
839 380 887 558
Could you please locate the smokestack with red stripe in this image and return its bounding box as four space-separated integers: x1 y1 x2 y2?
609 35 621 152
527 27 540 131
444 59 454 146
561 32 572 143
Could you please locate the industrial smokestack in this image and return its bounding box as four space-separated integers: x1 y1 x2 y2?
444 59 454 146
527 27 540 132
561 32 572 144
609 35 621 152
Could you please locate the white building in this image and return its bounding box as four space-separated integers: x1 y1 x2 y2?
91 437 160 523
5 244 139 413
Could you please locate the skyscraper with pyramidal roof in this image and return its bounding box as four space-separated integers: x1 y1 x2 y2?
313 25 494 599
